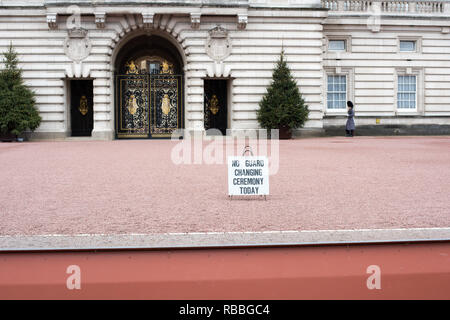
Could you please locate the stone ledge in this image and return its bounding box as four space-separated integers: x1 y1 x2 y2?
324 124 450 136
23 131 68 141
92 129 114 140
292 128 326 138
1 227 449 251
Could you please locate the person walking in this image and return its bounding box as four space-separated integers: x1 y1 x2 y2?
346 101 355 137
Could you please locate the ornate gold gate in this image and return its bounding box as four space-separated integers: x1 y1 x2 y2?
116 59 183 138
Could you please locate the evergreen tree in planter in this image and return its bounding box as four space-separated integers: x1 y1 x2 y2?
257 50 309 139
0 44 41 141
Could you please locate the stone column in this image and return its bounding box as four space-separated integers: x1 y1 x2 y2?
184 65 206 134
443 2 450 14
91 76 115 140
409 1 417 13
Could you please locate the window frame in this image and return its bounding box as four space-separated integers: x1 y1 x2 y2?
395 68 424 114
324 67 354 114
399 40 416 52
397 75 417 111
328 40 346 52
327 75 347 110
325 35 352 53
398 36 422 54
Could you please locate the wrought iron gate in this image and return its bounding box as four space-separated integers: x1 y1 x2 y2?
116 74 183 138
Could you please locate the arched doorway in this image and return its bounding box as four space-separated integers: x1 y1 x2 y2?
114 34 184 139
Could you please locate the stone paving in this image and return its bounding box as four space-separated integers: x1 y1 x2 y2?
0 137 449 238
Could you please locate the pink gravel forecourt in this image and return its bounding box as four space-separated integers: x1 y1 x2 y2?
0 136 449 236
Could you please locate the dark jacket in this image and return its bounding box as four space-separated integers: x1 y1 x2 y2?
346 108 355 131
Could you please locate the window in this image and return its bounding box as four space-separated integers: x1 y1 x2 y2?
398 37 422 53
326 36 352 53
149 62 160 75
325 67 353 113
400 40 416 52
327 75 347 109
329 40 346 51
397 75 417 109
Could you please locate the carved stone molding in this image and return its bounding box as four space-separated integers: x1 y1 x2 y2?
47 13 57 29
237 13 247 30
65 61 90 79
68 27 87 39
142 13 154 29
190 13 201 29
205 25 232 62
64 28 92 62
95 12 106 28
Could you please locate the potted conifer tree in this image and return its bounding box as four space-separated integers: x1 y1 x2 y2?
0 44 41 142
257 50 309 139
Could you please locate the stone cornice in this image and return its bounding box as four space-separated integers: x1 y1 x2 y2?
2 0 325 10
44 0 250 8
322 0 450 17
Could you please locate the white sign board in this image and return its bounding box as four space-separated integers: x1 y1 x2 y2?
228 156 269 196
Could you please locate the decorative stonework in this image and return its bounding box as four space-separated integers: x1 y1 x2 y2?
142 13 154 29
322 0 448 14
47 13 57 29
190 13 201 29
64 28 92 62
205 25 232 62
95 12 106 28
367 2 381 33
237 13 248 30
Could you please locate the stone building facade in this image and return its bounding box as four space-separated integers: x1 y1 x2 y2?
0 0 449 139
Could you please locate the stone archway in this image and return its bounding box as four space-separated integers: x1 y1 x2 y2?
113 33 185 139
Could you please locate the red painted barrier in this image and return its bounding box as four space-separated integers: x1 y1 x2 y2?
0 242 449 299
